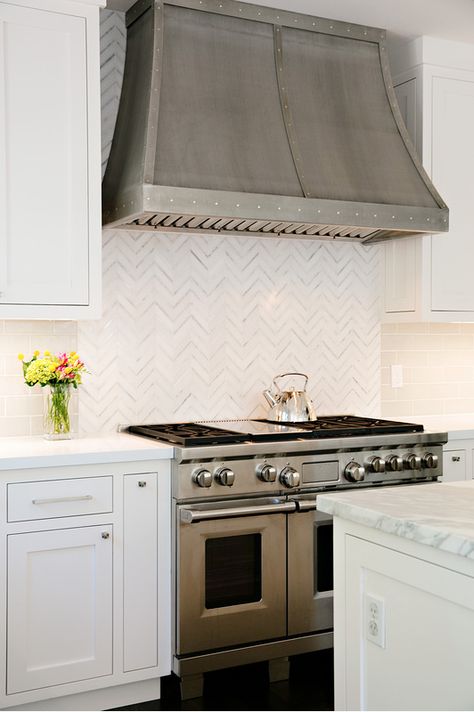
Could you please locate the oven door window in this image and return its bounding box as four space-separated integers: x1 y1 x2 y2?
205 533 262 609
314 521 333 593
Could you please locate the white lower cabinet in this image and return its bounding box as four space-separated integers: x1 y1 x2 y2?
123 473 158 672
0 460 171 710
7 525 113 694
442 448 467 481
442 438 474 481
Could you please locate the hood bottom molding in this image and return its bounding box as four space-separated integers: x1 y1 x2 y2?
122 211 386 242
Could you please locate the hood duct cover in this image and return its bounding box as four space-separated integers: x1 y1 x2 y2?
102 0 449 243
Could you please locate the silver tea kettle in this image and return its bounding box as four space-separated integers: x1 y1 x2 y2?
263 372 317 422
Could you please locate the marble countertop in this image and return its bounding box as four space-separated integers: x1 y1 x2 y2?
318 480 474 559
0 432 174 469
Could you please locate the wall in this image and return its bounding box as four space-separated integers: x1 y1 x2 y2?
72 8 383 434
381 323 474 417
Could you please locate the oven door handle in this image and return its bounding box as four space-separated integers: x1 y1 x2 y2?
180 501 297 524
293 499 318 512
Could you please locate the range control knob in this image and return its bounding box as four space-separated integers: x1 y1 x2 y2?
215 467 235 487
193 468 212 488
386 455 404 472
279 466 300 489
405 453 422 470
422 452 439 469
344 462 366 482
367 456 386 473
256 463 277 483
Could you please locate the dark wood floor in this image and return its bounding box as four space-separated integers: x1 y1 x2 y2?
113 649 334 711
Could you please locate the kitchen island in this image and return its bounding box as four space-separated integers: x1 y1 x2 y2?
318 481 474 712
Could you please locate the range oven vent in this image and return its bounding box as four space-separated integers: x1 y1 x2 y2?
102 0 449 243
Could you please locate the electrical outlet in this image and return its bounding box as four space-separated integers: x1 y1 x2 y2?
391 364 403 388
365 593 385 648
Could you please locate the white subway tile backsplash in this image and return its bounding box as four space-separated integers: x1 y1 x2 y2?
0 416 31 437
0 334 31 355
382 400 415 417
5 395 43 417
4 320 54 335
0 322 78 437
382 323 474 419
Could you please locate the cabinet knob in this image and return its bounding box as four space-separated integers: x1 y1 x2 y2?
138 480 147 487
101 531 110 539
452 456 461 462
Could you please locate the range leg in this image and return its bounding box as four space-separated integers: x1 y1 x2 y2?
180 672 204 700
268 656 290 682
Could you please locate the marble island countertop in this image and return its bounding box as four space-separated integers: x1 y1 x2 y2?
0 432 174 469
318 480 474 559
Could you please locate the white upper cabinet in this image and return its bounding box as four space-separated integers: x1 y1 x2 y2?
384 37 474 322
0 0 103 318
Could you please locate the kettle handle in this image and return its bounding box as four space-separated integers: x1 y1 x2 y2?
272 372 309 392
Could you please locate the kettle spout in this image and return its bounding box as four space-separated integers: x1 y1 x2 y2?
263 389 278 408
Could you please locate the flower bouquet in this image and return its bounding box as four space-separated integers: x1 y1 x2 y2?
19 350 87 439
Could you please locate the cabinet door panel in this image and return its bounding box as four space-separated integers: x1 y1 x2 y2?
431 77 474 313
442 449 466 481
7 525 112 693
0 3 89 305
123 473 158 672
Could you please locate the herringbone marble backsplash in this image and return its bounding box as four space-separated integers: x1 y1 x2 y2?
77 231 382 433
74 9 382 434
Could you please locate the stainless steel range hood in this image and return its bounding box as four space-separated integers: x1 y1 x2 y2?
102 0 449 243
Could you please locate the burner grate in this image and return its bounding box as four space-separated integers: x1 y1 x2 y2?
261 415 424 439
128 415 423 447
128 422 252 447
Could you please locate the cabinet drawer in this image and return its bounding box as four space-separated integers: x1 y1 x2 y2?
7 477 113 522
442 450 466 482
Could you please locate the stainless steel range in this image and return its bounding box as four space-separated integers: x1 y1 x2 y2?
129 415 447 699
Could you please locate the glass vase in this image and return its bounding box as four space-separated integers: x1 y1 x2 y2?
43 382 72 440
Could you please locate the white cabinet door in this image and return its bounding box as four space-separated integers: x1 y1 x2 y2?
383 38 474 322
430 77 474 313
442 448 467 481
0 0 101 317
123 473 158 672
7 525 112 694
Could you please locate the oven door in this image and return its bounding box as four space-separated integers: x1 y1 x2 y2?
287 496 333 635
177 497 293 655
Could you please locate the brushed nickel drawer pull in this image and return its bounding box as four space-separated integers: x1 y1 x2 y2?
101 531 110 539
452 456 461 462
31 495 94 505
138 481 147 487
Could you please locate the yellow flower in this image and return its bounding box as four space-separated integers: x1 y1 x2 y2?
44 350 51 356
17 353 24 361
33 350 40 357
25 359 55 385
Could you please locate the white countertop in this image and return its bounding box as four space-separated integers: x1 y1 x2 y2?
0 432 174 469
318 480 474 559
399 413 474 440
